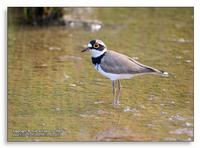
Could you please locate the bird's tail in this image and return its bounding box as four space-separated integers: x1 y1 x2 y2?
158 70 169 77
142 65 168 77
152 68 169 77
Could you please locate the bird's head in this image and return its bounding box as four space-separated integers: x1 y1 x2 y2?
82 39 107 57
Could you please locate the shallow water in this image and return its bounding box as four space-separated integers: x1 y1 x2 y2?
8 8 193 141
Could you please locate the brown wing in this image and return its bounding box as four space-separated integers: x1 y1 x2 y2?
100 50 158 74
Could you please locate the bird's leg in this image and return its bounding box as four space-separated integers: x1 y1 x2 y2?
116 80 122 105
112 81 116 106
112 81 115 96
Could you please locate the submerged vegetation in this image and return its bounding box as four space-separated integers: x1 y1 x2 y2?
10 7 63 25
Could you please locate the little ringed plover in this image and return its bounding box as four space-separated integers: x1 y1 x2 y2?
82 39 168 106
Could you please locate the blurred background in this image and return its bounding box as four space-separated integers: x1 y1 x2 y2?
8 7 193 141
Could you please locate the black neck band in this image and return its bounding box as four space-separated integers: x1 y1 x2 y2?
92 52 106 65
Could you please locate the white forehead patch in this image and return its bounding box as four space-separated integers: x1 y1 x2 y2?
87 43 92 48
96 40 105 47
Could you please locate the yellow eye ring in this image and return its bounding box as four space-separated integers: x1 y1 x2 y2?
93 43 99 48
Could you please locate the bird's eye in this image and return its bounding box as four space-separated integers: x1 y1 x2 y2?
93 43 99 48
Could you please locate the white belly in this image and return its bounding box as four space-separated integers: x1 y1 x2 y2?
95 64 134 81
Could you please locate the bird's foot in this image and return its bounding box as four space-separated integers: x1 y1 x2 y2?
112 99 120 107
